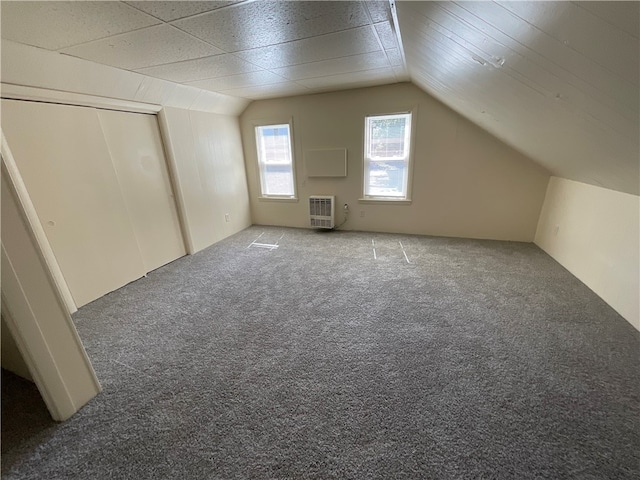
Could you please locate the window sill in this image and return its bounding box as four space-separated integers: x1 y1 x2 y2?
258 196 299 203
358 198 412 205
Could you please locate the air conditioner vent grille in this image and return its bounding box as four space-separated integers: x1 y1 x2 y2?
309 195 335 229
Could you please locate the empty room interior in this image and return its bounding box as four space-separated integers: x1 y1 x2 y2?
1 1 638 478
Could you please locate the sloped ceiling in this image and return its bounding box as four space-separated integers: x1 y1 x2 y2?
396 1 639 195
1 1 638 195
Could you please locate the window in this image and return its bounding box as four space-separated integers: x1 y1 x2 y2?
363 112 413 199
255 123 296 197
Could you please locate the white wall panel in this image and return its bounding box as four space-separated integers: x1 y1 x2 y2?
535 177 640 330
1 99 146 307
162 107 251 253
97 110 185 272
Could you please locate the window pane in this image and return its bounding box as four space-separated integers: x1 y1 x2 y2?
368 116 407 159
256 124 295 196
260 126 291 164
264 165 294 196
365 160 406 197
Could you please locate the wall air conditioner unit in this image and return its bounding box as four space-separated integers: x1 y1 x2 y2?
309 195 335 229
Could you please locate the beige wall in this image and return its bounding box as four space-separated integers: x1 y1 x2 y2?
240 83 550 241
161 108 252 253
535 177 640 330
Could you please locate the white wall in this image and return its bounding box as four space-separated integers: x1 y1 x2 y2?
161 108 252 253
535 177 640 330
240 83 550 241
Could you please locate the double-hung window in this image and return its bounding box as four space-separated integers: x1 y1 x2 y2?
363 112 413 200
255 123 296 198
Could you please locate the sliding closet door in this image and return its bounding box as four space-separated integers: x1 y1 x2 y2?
97 110 185 272
1 99 146 307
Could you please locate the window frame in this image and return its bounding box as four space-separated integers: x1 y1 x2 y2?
361 110 416 203
254 120 298 200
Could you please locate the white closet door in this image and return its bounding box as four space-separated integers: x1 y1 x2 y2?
97 110 185 272
1 99 146 307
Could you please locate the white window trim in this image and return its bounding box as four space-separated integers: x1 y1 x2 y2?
358 198 412 205
257 196 299 203
361 108 417 203
253 119 298 200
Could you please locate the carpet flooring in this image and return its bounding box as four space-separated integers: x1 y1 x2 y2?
2 226 639 479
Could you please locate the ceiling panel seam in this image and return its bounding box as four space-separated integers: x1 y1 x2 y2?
572 1 639 39
444 2 638 122
494 2 638 87
388 0 409 73
406 30 634 145
361 0 396 81
52 22 163 52
125 0 257 23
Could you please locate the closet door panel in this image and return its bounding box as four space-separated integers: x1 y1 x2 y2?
1 99 146 307
97 110 185 272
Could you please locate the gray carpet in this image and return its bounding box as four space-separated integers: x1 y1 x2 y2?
2 226 639 479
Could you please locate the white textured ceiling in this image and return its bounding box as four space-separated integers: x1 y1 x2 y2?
1 1 638 194
396 1 639 195
0 0 407 99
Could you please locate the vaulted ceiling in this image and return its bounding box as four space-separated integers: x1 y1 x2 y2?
1 1 638 194
397 1 639 195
